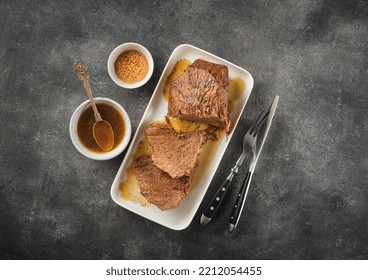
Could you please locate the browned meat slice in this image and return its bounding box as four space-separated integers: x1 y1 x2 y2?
167 59 231 132
133 156 187 210
146 123 211 179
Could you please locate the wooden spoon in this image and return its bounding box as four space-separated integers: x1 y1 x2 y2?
73 60 114 152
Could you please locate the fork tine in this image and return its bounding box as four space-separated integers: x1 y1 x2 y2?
246 110 265 135
249 110 268 135
252 111 270 136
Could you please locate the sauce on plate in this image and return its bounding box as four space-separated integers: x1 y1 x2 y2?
120 136 151 205
163 59 192 100
229 76 245 102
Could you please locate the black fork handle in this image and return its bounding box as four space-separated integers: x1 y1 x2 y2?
200 177 233 225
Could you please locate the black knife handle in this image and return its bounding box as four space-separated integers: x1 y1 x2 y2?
228 171 252 233
201 178 233 225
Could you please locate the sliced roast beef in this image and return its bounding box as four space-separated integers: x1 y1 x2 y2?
146 123 212 179
133 156 187 210
167 59 231 132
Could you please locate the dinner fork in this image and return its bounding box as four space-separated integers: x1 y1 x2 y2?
200 110 269 226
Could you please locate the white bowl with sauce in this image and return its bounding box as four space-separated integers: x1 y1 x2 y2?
107 42 154 89
69 97 132 160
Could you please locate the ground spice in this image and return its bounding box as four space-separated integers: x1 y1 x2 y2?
114 50 148 84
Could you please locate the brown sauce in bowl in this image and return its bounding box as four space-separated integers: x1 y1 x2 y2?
77 103 125 153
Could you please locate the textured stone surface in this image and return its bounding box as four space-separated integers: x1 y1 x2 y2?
1 0 368 259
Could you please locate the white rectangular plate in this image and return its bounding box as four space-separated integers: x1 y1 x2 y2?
110 44 254 230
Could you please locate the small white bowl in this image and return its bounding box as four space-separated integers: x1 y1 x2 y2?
107 42 154 89
69 97 132 160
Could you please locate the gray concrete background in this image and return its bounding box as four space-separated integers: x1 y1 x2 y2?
0 0 367 259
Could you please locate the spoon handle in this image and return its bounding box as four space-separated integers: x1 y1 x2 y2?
73 60 102 122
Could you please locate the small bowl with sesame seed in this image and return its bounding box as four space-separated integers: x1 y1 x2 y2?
107 42 154 89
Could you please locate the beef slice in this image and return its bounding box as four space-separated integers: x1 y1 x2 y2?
133 156 187 211
146 123 211 179
167 59 231 132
